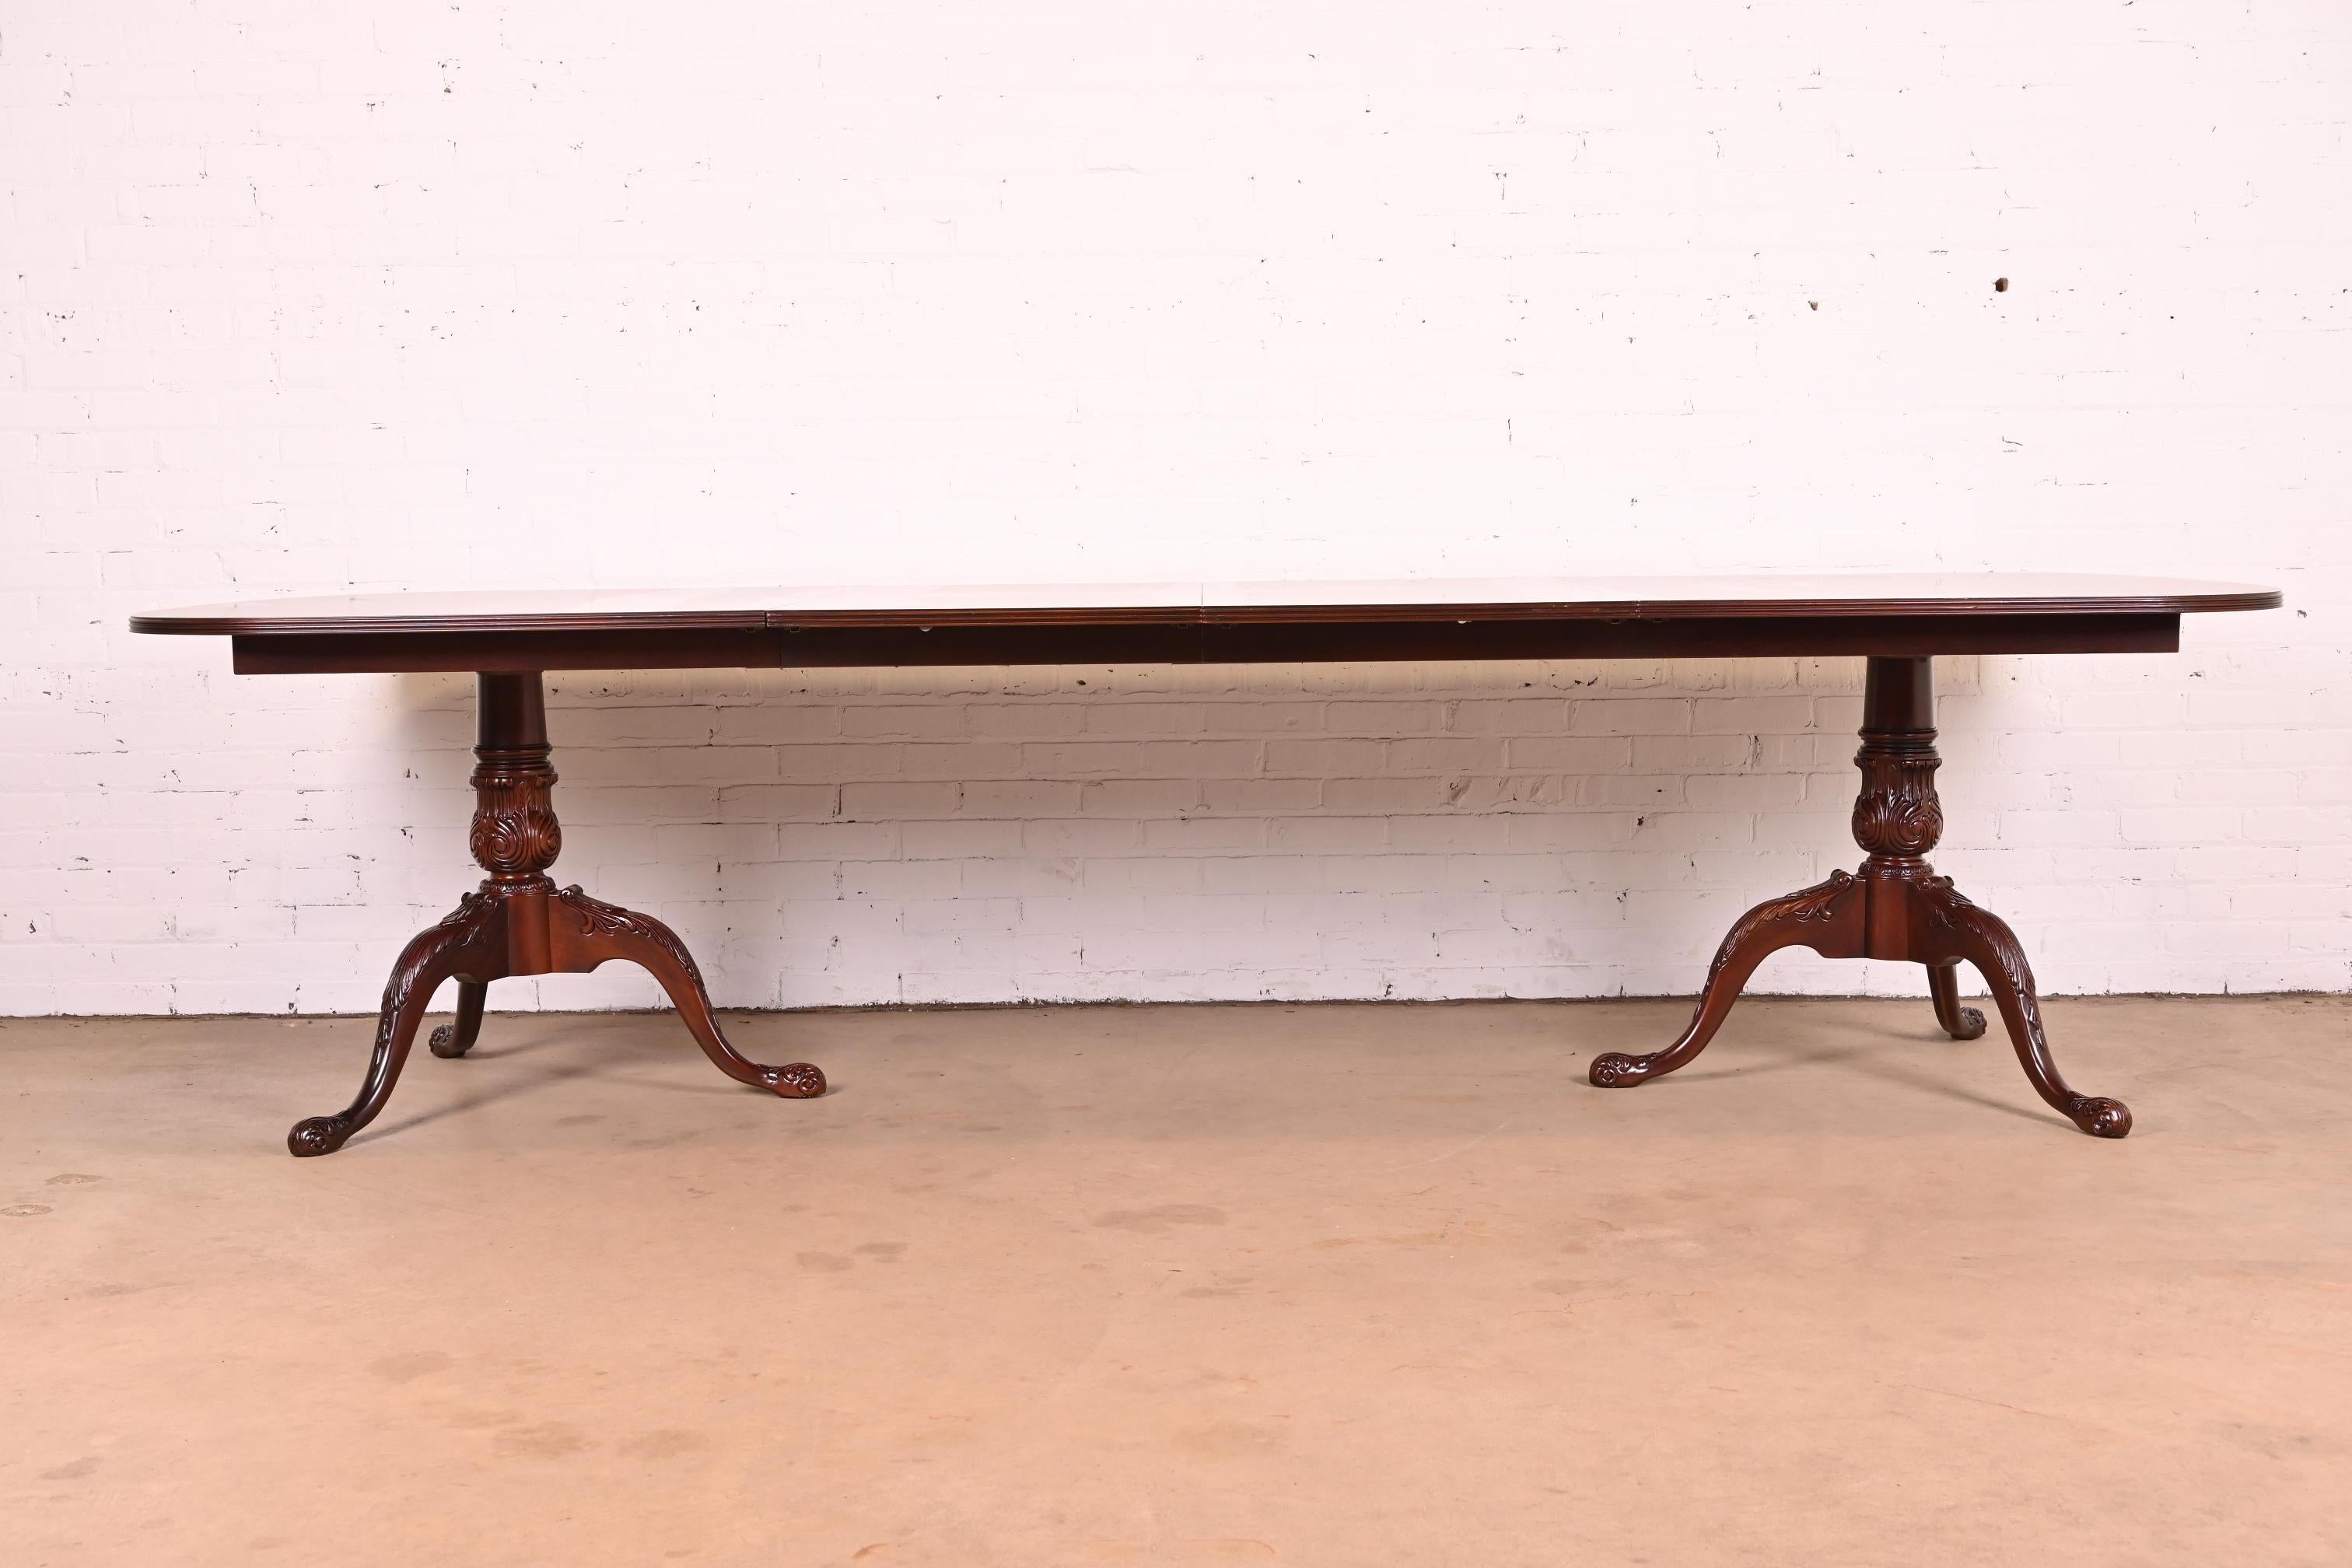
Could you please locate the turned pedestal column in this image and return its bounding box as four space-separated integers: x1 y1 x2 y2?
286 673 825 1157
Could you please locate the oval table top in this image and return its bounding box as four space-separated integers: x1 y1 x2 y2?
132 573 2280 635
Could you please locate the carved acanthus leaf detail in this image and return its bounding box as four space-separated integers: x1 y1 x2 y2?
469 801 562 878
468 745 561 880
1696 870 1855 993
554 885 709 987
1852 753 1944 860
377 892 501 1043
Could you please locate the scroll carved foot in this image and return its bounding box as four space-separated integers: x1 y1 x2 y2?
2064 1096 2133 1139
1916 877 2131 1139
428 980 489 1058
1588 871 1863 1089
1587 1051 1657 1087
288 1114 356 1157
551 887 827 1100
287 892 506 1158
1925 963 1987 1040
761 1062 829 1098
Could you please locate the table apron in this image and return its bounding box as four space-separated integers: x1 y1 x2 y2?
228 612 2182 675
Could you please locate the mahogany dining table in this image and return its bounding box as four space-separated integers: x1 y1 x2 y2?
131 574 2281 1155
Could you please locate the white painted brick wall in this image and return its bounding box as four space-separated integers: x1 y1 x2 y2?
3 2 2347 1016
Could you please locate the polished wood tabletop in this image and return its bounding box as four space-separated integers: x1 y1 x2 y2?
133 573 2280 631
131 573 2281 674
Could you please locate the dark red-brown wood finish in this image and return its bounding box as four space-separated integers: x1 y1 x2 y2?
282 673 823 1157
130 575 2280 1153
131 574 2278 674
1587 656 2130 1136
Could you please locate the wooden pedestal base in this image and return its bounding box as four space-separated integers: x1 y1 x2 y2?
292 659 2126 1153
287 674 824 1158
1587 656 2131 1138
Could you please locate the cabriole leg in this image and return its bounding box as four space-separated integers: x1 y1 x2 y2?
551 887 824 1098
289 895 505 1156
1916 879 2131 1137
1924 963 1986 1040
1589 873 1862 1087
429 980 489 1058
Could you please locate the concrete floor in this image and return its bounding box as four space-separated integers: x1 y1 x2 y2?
2 996 2347 1566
